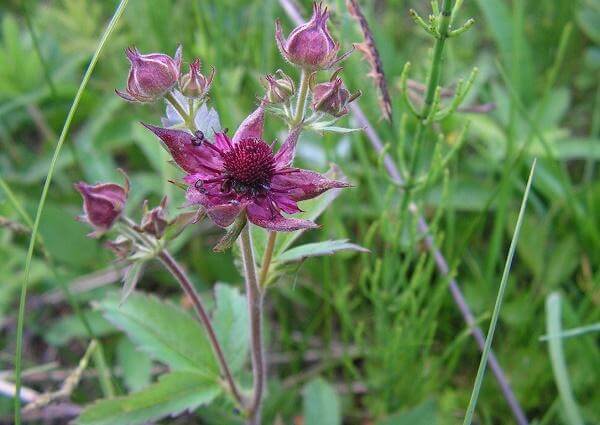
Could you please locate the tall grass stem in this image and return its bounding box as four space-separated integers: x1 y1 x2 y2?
13 1 130 422
462 159 537 425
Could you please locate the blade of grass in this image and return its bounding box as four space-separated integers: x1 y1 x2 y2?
545 293 584 425
21 0 56 97
539 322 600 342
462 159 537 425
12 1 130 423
0 176 116 402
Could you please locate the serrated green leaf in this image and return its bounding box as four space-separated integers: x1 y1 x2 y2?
116 337 153 392
276 239 368 263
76 371 221 425
96 292 219 376
45 310 115 347
377 400 437 425
212 284 249 373
303 378 341 425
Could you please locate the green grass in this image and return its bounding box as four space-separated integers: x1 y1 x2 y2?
0 0 598 424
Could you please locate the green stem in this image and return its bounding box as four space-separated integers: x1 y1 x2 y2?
164 92 197 131
401 0 454 217
239 224 265 425
259 232 277 287
13 2 128 422
291 70 310 126
462 160 536 425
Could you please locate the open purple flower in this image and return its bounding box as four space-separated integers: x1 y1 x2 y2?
74 177 129 238
116 46 182 103
275 2 352 70
143 105 349 231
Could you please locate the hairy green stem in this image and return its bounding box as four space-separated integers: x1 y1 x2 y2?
13 2 129 422
259 232 277 287
165 92 197 131
291 69 310 126
239 224 265 425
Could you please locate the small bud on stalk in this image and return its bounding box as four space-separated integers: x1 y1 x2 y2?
311 69 360 117
179 58 215 99
139 197 169 239
263 70 295 104
74 176 129 238
116 46 182 103
104 236 133 259
275 2 352 70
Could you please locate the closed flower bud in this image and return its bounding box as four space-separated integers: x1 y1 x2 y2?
116 45 182 103
263 70 295 104
275 2 352 70
139 197 169 239
179 58 215 99
74 176 129 238
311 69 360 117
104 235 133 259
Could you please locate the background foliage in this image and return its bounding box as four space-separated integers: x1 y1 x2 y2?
0 0 598 423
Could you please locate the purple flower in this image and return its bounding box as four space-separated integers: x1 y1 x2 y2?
311 69 360 117
116 46 182 103
74 178 129 238
179 58 215 99
143 105 349 231
275 2 352 70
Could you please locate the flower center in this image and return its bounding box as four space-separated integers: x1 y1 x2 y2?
222 138 275 195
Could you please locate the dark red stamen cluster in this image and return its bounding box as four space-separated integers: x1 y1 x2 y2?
223 138 275 187
197 137 276 196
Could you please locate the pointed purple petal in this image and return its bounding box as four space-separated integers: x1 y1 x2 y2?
247 207 318 232
142 123 222 175
273 125 301 169
232 103 265 144
271 168 350 201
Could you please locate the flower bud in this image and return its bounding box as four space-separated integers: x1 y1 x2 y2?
139 197 168 239
104 235 133 259
311 70 360 117
263 70 295 104
179 58 215 99
275 2 352 70
116 45 182 103
74 177 129 238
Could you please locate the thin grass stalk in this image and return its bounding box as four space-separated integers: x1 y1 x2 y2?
13 2 130 422
0 176 115 399
277 1 528 423
462 159 537 425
